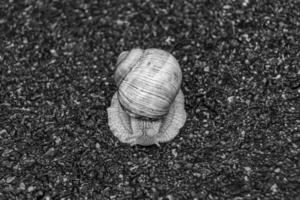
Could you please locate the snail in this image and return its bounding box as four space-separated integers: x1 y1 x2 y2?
107 48 187 146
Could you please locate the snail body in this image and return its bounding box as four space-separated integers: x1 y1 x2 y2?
107 48 186 146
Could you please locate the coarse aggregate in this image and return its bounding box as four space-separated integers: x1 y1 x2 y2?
0 0 300 199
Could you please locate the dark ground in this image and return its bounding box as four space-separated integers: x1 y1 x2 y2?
0 0 300 199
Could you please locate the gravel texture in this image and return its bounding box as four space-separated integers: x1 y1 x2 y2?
1 0 300 199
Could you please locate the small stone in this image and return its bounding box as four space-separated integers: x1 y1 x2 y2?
227 96 235 103
50 49 58 57
96 143 100 149
230 39 239 47
165 36 174 45
4 185 14 192
244 166 252 173
223 5 231 9
6 176 15 183
44 147 55 156
270 183 278 193
274 74 281 79
2 149 13 157
274 168 281 173
172 149 178 157
19 182 26 190
193 173 201 177
204 66 210 72
27 185 36 192
243 0 250 7
166 194 174 200
185 163 193 168
0 18 6 24
241 130 245 137
44 195 51 200
116 19 128 26
173 163 181 170
183 56 188 62
54 136 62 145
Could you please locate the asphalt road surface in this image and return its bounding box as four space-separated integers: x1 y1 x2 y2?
0 0 299 199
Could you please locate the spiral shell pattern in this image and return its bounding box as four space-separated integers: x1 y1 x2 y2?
114 48 182 119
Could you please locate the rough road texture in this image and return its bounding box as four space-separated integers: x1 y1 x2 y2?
1 0 300 199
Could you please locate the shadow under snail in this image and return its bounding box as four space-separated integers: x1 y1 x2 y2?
107 48 187 146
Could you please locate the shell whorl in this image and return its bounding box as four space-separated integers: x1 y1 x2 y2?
114 48 182 119
114 49 144 87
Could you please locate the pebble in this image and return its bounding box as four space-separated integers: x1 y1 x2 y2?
274 168 281 173
6 176 15 183
172 149 178 157
243 0 250 7
173 163 181 170
27 185 36 192
271 183 278 193
50 49 58 57
19 182 26 190
244 166 252 174
44 195 51 200
204 66 210 72
96 143 100 149
166 194 174 200
54 136 62 145
227 96 235 103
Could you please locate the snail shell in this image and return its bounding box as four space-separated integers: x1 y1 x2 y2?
107 48 186 146
115 48 182 119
